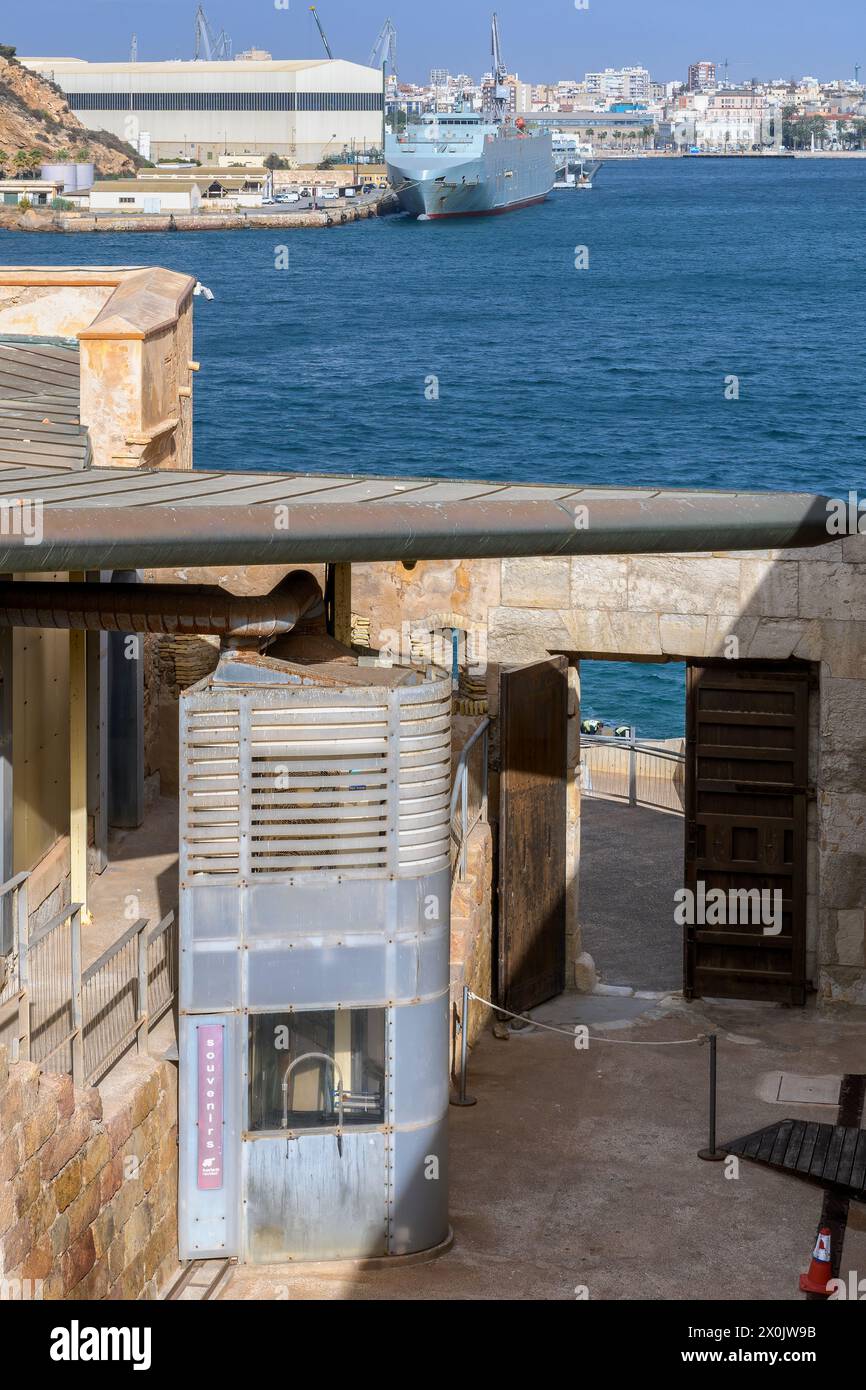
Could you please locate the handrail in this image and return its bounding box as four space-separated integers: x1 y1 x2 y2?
581 734 685 814
82 917 148 983
148 909 176 945
450 717 490 882
1 884 179 1087
0 871 30 899
449 717 491 822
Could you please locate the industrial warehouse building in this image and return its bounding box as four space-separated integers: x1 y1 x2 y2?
19 58 385 164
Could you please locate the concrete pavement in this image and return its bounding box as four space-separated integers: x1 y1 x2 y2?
219 991 866 1301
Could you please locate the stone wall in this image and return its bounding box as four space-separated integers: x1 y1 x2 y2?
0 1048 178 1300
353 539 866 1005
450 820 495 1057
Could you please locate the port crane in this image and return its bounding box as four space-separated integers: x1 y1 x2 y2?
488 12 510 121
129 33 138 63
369 18 397 80
309 7 334 60
194 5 233 62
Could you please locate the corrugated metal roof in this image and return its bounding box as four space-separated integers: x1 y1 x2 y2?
0 340 91 471
92 181 200 193
0 457 835 571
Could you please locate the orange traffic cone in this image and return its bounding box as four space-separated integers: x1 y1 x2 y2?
799 1228 833 1295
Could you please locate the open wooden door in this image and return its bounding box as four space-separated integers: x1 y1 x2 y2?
684 663 810 1005
498 657 568 1014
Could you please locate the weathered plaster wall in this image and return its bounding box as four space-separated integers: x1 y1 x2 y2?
0 284 113 338
0 268 196 470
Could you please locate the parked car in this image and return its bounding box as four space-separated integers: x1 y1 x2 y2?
320 190 338 200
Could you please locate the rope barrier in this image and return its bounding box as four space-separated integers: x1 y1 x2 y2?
452 987 723 1160
466 990 708 1046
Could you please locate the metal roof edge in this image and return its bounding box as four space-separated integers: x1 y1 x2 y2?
0 491 835 571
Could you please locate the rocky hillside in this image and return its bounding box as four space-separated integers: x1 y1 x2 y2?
0 48 139 176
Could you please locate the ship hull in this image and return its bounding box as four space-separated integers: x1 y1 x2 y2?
387 130 554 220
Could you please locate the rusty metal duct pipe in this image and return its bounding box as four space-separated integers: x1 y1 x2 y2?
0 569 324 640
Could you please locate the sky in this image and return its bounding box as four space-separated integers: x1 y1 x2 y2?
2 0 863 86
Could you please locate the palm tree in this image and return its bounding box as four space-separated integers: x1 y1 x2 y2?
13 149 36 177
641 124 654 150
0 150 8 176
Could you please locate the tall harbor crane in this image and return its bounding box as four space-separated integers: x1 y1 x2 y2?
369 18 397 80
309 6 334 60
194 5 233 61
488 12 510 121
129 33 138 62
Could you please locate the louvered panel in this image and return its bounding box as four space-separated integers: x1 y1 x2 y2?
396 689 451 873
249 756 385 777
254 804 387 824
252 787 388 808
250 851 387 871
251 706 388 727
247 696 391 876
252 738 388 758
183 704 241 878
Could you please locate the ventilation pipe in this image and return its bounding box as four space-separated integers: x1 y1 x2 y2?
0 570 324 643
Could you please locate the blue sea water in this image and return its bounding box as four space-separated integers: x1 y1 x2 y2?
3 159 865 735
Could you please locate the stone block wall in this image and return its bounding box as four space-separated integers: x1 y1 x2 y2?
354 539 866 1005
450 821 494 1057
0 1048 178 1300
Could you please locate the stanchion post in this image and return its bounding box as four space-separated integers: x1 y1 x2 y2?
450 984 477 1107
698 1032 725 1161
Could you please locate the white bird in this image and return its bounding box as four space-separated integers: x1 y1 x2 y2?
193 281 214 300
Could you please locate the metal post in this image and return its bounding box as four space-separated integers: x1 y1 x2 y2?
698 1032 725 1160
136 921 149 1055
481 726 489 822
70 905 83 1088
628 733 637 807
16 879 30 1062
460 767 468 879
449 984 477 1107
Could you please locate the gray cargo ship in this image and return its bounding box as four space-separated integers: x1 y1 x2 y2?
385 15 554 220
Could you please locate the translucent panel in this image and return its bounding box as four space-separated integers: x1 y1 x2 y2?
185 885 241 943
182 946 241 1011
245 878 394 938
392 996 449 1127
247 938 395 1009
395 929 449 1001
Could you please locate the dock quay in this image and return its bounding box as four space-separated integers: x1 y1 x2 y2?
0 193 398 235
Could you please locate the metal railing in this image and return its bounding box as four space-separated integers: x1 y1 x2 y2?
450 718 490 881
0 872 31 1064
0 870 177 1087
580 734 686 815
82 912 177 1087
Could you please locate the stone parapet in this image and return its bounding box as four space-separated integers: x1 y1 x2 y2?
0 1046 178 1300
